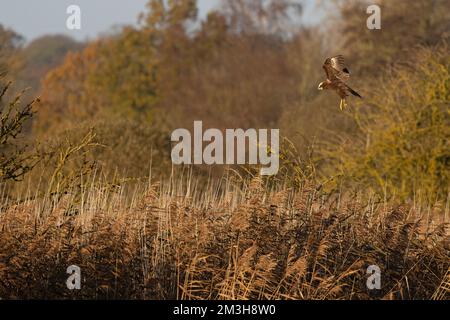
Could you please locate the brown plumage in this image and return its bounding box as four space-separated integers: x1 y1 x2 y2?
318 55 362 110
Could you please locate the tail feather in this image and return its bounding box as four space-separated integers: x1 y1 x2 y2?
346 85 362 98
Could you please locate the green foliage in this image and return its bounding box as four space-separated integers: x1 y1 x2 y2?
86 28 159 118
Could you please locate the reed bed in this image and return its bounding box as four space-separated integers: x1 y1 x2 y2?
0 175 448 300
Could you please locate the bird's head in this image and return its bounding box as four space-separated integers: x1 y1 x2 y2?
318 82 325 90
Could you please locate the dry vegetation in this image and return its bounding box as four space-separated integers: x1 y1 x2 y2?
0 0 449 300
0 174 448 300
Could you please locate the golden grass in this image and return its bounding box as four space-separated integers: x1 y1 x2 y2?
0 175 448 300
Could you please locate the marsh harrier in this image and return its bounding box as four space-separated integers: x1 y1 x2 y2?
318 55 362 110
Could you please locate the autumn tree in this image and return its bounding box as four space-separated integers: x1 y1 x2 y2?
333 0 450 75
37 0 202 134
0 25 24 83
0 77 39 182
221 0 303 35
17 35 83 96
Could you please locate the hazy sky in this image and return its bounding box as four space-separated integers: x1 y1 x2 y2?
0 0 322 42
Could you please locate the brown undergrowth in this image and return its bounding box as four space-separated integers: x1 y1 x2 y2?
0 176 448 300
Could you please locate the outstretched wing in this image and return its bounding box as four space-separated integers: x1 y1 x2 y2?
322 55 350 82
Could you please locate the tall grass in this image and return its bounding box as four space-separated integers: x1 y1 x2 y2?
0 172 448 300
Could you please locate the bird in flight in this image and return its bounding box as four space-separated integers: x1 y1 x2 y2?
318 55 362 110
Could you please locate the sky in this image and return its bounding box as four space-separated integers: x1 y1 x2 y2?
0 0 322 42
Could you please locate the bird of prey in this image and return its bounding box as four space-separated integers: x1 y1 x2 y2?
318 55 362 110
